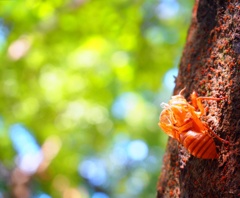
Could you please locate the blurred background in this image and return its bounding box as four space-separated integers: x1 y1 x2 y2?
0 0 193 197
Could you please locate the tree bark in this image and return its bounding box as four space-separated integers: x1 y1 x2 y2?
157 0 240 197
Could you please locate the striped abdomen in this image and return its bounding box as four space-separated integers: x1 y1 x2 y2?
179 130 217 159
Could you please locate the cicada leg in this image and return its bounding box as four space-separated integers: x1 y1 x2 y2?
204 124 230 144
190 91 227 116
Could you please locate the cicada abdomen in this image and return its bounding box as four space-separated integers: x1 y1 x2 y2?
179 130 218 159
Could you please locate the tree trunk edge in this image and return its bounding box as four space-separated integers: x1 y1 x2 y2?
157 0 240 197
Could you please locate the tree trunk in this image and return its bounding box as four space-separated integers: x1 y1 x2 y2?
157 0 240 197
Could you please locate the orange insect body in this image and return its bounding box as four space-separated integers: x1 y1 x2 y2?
159 90 225 159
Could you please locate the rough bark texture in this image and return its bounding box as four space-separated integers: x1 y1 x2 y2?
157 0 240 197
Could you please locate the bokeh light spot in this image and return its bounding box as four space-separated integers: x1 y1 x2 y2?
8 37 31 60
35 193 51 198
127 140 148 161
10 124 43 174
92 192 109 198
163 68 178 91
156 0 179 19
79 159 107 186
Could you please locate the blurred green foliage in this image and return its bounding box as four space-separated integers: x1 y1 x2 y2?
0 0 193 197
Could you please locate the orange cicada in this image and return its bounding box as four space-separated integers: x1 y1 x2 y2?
158 89 226 159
